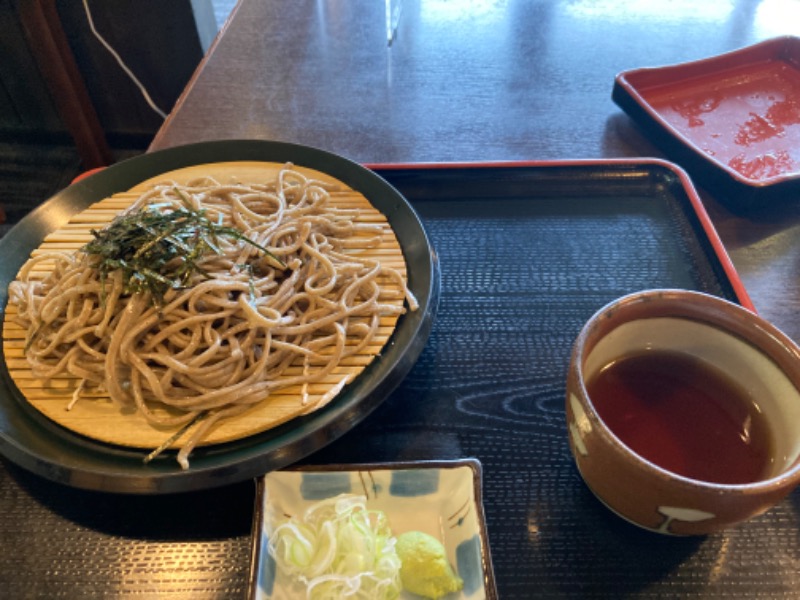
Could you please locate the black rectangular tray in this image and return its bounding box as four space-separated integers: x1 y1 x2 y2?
6 159 785 600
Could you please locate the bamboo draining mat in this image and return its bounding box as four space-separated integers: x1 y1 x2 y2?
2 162 407 450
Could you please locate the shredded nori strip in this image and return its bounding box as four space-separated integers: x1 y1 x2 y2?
82 196 284 306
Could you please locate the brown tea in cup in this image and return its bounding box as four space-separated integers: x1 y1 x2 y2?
587 348 773 484
566 289 800 535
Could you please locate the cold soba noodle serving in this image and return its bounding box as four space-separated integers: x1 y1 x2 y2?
7 163 416 469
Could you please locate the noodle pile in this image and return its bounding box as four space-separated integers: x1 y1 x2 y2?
8 165 417 469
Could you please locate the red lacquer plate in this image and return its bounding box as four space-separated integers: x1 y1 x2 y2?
613 36 800 210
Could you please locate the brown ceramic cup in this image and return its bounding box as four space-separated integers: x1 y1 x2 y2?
566 289 800 535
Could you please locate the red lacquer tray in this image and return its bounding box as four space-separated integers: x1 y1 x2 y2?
613 36 800 210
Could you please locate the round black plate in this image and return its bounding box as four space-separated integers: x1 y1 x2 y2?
0 140 439 494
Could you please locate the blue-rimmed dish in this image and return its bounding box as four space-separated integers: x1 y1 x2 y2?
249 459 497 599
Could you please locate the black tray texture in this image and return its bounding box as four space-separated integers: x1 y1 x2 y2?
3 161 792 600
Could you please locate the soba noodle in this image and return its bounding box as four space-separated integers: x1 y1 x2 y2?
8 164 417 469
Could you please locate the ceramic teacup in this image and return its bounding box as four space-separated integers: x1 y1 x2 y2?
566 289 800 535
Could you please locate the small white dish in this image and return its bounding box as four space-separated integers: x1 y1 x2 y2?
248 459 496 599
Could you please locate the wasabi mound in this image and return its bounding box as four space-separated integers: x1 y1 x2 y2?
396 531 463 599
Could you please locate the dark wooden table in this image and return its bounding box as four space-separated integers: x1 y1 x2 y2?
3 1 800 597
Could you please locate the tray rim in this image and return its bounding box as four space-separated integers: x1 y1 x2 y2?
612 36 800 205
368 157 753 312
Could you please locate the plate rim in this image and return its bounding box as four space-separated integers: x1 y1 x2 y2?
0 139 440 494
